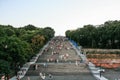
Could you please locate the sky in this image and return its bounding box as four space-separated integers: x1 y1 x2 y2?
0 0 120 36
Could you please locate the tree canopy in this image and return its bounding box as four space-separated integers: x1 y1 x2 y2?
0 24 55 78
65 20 120 49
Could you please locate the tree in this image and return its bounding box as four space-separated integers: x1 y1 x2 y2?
65 20 120 49
23 24 37 31
42 27 55 42
31 35 45 53
0 24 55 78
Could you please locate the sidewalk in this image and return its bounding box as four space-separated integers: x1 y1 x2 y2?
88 62 108 80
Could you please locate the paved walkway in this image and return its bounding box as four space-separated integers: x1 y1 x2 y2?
88 62 108 80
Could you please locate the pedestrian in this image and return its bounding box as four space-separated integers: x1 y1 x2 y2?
47 58 49 62
16 75 20 80
40 73 45 80
57 59 59 63
43 63 47 68
49 74 53 79
1 75 5 80
75 60 78 66
35 64 38 70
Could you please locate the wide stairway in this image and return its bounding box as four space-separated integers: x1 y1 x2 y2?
21 36 96 80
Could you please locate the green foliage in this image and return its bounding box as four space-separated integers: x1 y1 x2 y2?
0 24 55 77
23 24 37 31
31 35 45 53
65 20 120 49
0 60 10 76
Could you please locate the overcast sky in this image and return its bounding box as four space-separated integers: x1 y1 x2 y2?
0 0 120 36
